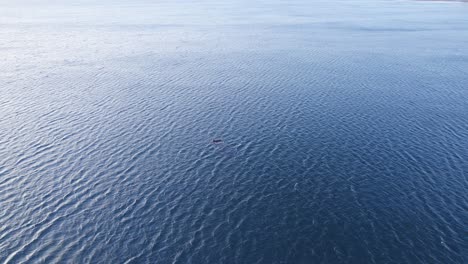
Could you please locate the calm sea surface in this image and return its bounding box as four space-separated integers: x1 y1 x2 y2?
1 0 467 263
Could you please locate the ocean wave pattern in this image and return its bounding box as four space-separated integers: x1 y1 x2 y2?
1 0 467 263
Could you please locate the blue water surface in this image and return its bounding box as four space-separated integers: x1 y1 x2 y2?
0 0 467 263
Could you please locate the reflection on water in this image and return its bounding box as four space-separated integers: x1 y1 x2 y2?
1 0 467 263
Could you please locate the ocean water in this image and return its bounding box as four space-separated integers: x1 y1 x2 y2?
1 0 467 263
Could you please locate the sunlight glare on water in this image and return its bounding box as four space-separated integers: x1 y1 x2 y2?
0 0 467 263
